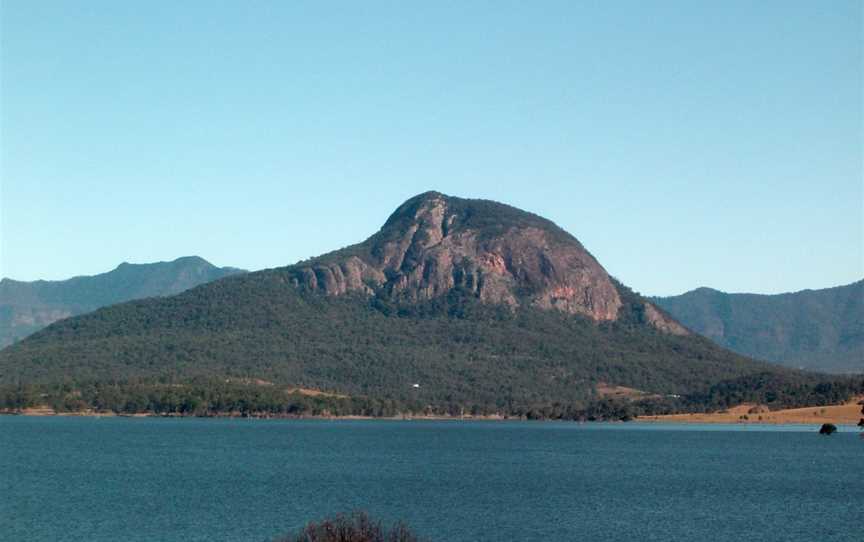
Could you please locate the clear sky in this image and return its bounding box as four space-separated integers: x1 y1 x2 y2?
1 1 861 296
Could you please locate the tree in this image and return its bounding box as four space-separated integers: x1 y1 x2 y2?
274 512 422 542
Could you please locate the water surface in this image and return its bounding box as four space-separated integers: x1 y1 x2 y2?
2 417 860 541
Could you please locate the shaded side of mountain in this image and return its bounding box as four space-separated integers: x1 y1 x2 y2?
653 281 864 373
0 256 245 347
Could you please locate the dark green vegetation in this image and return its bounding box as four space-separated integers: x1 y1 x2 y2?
653 281 864 373
1 193 860 419
274 512 421 542
2 275 859 420
0 256 244 348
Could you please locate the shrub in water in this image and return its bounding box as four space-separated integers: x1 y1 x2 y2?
275 512 422 542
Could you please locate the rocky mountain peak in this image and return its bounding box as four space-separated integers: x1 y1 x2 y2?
287 192 637 323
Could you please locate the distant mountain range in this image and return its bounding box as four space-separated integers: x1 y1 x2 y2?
653 281 863 374
0 257 245 348
2 192 857 418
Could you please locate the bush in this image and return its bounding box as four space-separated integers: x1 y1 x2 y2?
275 512 422 542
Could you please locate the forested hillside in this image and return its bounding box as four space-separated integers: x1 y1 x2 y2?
2 193 859 418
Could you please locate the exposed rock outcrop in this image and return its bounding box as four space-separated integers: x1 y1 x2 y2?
284 192 672 329
643 302 690 336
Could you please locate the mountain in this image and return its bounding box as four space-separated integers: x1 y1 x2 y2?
0 256 245 348
1 193 858 418
653 281 864 373
288 191 685 332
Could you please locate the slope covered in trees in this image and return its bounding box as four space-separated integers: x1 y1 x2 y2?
1 193 859 418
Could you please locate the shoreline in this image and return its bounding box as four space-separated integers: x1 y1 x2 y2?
3 400 863 426
0 408 512 421
637 398 864 426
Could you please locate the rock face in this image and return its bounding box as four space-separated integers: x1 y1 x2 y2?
642 302 690 336
285 192 655 326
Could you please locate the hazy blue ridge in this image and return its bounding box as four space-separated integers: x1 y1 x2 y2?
0 256 246 348
653 280 864 373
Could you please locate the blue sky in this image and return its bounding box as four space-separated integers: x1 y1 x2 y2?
1 1 861 296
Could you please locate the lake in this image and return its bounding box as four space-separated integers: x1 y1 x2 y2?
1 417 861 541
